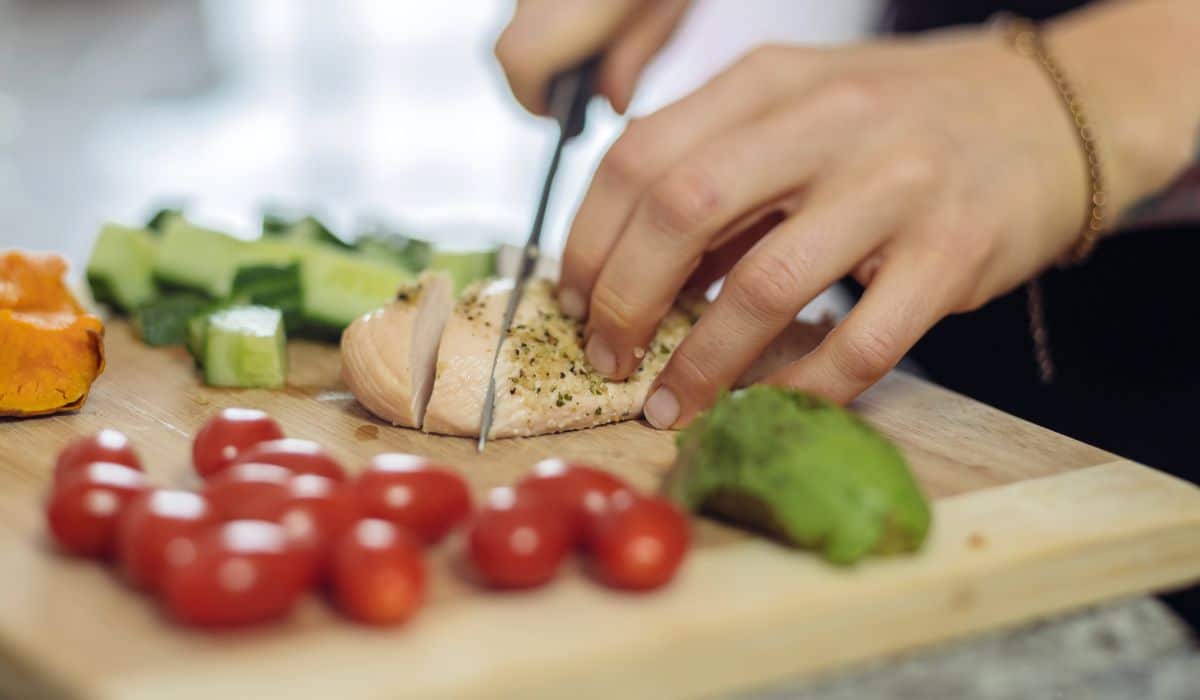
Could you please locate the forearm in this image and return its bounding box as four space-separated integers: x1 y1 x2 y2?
1046 0 1200 229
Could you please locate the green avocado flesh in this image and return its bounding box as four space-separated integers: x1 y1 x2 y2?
666 386 932 565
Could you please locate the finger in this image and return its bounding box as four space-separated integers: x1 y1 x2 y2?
495 0 642 114
765 250 963 404
643 157 935 429
558 44 811 320
586 93 871 380
599 0 692 114
685 210 786 292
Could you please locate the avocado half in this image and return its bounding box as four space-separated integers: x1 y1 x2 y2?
665 386 932 565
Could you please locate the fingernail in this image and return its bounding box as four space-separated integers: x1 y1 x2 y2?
644 387 680 430
558 288 585 319
585 334 617 376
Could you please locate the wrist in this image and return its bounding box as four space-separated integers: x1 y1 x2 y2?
1044 1 1200 219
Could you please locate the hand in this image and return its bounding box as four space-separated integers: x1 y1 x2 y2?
494 0 692 114
559 27 1100 428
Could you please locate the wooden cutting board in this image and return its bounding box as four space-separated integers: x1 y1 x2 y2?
1 323 1197 700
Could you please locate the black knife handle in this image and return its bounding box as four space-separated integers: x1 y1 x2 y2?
547 55 601 140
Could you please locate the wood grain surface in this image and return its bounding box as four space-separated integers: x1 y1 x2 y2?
1 323 1197 700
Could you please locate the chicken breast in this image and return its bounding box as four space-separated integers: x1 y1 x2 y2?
423 278 696 438
340 271 454 428
344 272 831 439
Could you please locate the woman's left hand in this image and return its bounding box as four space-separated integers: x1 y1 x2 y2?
558 26 1107 428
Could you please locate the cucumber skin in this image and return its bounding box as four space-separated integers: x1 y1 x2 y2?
298 248 414 330
86 224 159 313
153 219 245 298
202 306 287 388
131 292 212 347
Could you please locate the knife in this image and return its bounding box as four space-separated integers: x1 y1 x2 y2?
477 56 602 452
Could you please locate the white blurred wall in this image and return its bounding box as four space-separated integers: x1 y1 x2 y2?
0 0 879 311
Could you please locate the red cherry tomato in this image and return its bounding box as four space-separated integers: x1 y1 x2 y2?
160 520 310 627
193 408 285 479
515 459 629 545
354 453 471 544
231 439 346 482
46 462 148 557
117 489 219 591
262 475 360 581
202 462 293 521
55 429 141 482
467 487 571 589
330 519 426 625
591 493 690 591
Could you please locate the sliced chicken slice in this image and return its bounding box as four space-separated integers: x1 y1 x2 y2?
340 271 454 428
423 278 697 438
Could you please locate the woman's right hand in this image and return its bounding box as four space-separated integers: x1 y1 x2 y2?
495 0 692 115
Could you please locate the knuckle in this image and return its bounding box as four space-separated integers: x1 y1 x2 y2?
667 345 723 398
493 30 527 73
599 123 652 189
809 77 882 121
727 253 806 321
589 282 639 334
740 43 789 73
645 166 724 238
831 327 899 385
878 150 942 195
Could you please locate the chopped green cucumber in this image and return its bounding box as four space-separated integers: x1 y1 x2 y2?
145 207 184 233
262 212 350 249
155 219 307 298
132 292 211 346
203 306 287 388
232 263 303 330
299 248 414 331
86 223 160 313
154 219 245 297
356 234 433 272
186 312 210 363
430 248 497 294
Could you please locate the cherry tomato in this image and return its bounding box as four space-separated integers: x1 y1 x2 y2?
55 429 141 482
515 459 629 545
193 408 285 479
330 519 426 625
354 453 471 544
467 487 570 589
590 493 690 591
262 474 360 582
202 462 293 521
231 439 346 482
161 520 311 627
116 489 219 591
46 462 148 557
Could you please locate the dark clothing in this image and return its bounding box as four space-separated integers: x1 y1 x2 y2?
883 0 1092 31
870 0 1200 627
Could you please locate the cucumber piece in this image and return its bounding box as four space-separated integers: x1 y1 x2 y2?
298 248 414 331
131 292 211 346
154 219 245 297
232 263 303 330
356 234 432 272
145 207 184 233
430 248 497 294
86 224 159 313
262 212 350 249
155 219 308 298
185 312 210 363
203 306 288 388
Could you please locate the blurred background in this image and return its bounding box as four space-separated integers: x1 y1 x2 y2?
0 0 877 296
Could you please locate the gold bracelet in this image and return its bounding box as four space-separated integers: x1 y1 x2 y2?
997 14 1107 264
